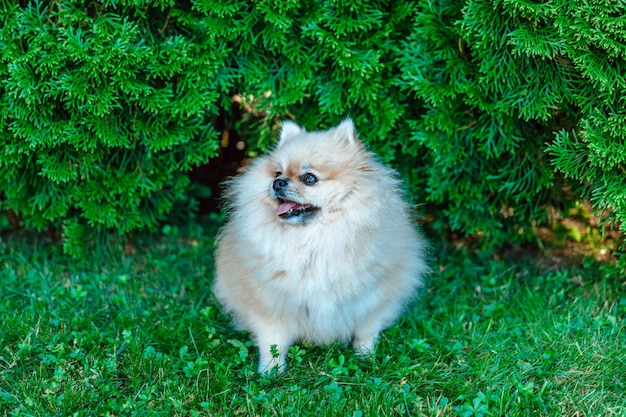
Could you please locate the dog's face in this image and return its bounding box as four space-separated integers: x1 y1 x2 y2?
259 119 368 225
270 164 322 224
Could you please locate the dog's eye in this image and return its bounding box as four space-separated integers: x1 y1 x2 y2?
274 171 282 178
301 173 318 185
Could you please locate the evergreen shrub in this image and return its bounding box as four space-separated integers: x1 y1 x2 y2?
1 0 624 262
0 1 224 255
399 0 625 263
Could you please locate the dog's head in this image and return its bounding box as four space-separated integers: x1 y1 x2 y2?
261 119 369 225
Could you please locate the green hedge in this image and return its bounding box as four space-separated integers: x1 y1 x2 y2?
0 1 225 255
402 0 625 260
1 0 624 262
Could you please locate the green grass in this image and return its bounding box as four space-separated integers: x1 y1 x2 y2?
1 227 624 417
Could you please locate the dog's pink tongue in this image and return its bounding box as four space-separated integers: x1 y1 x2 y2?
276 201 299 216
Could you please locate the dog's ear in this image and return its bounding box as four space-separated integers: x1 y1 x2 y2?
334 118 356 143
278 121 304 145
333 118 364 149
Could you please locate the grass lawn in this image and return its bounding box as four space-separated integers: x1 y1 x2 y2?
1 226 624 416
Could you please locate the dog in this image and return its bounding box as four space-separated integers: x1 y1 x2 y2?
213 118 427 372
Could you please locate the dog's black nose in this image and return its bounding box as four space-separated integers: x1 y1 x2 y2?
273 178 288 191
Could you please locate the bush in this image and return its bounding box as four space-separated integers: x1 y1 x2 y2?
0 1 224 255
399 0 625 258
1 0 419 256
1 0 624 262
545 0 626 270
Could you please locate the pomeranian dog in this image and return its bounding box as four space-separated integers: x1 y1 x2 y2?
213 119 427 373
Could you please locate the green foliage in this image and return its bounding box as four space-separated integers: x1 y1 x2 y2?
192 0 626 249
394 0 569 243
197 0 416 159
0 1 223 256
543 0 626 271
389 0 625 252
2 0 625 257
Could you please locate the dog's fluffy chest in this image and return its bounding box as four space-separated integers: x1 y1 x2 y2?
252 256 380 344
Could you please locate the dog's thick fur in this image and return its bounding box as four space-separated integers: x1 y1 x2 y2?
214 119 427 372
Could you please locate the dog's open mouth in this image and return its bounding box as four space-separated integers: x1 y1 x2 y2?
275 199 318 219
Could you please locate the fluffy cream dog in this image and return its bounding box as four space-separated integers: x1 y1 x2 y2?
214 119 427 372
